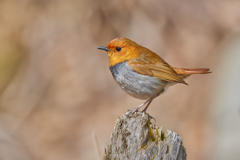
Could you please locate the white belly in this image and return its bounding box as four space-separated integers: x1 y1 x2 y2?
109 61 167 100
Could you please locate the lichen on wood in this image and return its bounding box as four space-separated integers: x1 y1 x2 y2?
104 112 186 160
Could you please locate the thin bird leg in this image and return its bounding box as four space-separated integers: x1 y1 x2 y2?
142 89 164 113
141 99 153 112
128 97 155 115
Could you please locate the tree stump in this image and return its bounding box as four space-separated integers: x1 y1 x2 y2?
104 112 186 160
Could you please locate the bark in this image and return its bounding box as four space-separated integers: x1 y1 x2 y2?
104 112 186 160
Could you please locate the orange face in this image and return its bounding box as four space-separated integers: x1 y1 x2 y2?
105 37 140 67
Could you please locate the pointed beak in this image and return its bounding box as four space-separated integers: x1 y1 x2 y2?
97 46 112 51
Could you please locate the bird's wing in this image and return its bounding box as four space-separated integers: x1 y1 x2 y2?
127 58 187 84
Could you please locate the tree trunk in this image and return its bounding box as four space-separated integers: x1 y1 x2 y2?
104 112 186 160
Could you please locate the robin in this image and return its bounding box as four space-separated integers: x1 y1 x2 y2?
98 37 210 114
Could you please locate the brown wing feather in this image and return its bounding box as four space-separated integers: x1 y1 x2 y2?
152 59 187 84
127 58 187 84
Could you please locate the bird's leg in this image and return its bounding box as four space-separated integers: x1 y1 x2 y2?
141 99 153 112
142 89 165 113
127 97 155 115
127 89 164 116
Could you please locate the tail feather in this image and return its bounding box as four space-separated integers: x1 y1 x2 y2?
174 68 211 79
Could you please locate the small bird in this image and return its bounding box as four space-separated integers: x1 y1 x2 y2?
98 37 210 114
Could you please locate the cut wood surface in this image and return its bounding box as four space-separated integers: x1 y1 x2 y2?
104 112 186 160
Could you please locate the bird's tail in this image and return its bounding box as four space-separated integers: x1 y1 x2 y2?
174 68 211 79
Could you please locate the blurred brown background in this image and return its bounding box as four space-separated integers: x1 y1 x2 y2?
0 0 240 160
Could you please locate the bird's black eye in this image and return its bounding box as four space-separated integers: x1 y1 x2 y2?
116 47 121 52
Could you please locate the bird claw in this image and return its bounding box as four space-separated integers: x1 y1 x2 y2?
126 109 156 124
126 109 139 116
126 108 139 115
147 114 156 124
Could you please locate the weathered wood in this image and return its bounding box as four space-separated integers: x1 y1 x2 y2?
104 112 186 160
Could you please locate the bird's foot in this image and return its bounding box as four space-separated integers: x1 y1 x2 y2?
126 108 140 115
126 109 156 124
126 98 154 116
